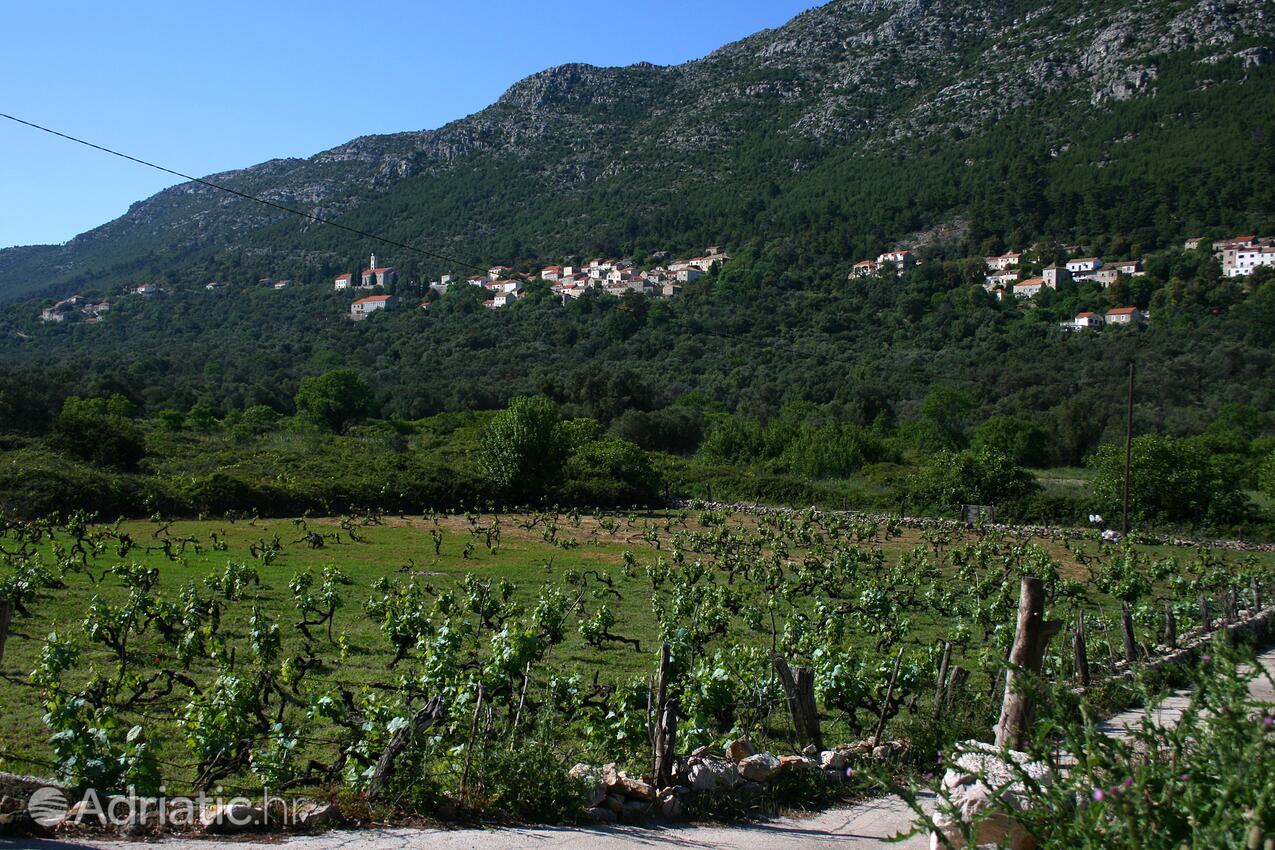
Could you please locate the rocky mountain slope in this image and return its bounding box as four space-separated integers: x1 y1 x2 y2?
1 0 1272 304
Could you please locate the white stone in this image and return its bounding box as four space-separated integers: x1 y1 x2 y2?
738 752 781 783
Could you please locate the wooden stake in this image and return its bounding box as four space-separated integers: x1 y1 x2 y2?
995 577 1062 749
944 667 969 710
652 643 677 789
459 684 484 802
1120 601 1138 663
1073 613 1090 687
934 642 953 720
873 647 904 748
1164 602 1177 650
0 597 9 664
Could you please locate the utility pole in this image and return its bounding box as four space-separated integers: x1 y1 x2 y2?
1121 362 1135 537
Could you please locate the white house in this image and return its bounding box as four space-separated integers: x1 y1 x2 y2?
984 252 1021 271
1066 257 1102 273
849 260 879 279
351 294 398 319
488 265 512 280
675 268 703 283
984 269 1018 289
273 280 291 289
1105 306 1144 325
334 273 354 290
1012 277 1047 298
1110 260 1142 276
206 281 226 291
1184 237 1205 250
1070 311 1104 330
133 283 158 297
1075 268 1119 287
877 250 916 270
1227 245 1275 277
541 265 563 281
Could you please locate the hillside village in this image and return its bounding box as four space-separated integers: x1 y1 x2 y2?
342 249 732 319
848 232 1275 331
32 233 1275 327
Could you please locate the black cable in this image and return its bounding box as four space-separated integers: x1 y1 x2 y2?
2 111 837 361
0 111 488 274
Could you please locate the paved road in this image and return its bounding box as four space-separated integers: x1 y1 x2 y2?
2 795 934 850
12 647 1274 850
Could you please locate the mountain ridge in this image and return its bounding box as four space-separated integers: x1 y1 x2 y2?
1 0 1273 304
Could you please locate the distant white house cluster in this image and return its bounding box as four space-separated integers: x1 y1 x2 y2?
427 248 731 309
1203 233 1275 277
39 295 111 324
978 253 1145 300
848 249 916 278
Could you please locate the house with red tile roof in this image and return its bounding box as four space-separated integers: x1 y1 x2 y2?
351 293 398 320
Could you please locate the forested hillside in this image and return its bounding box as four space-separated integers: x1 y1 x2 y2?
1 0 1273 303
2 0 1275 530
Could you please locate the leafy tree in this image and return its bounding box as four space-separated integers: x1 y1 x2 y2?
562 437 661 504
477 395 569 499
909 448 1039 514
50 396 146 472
971 416 1051 468
1088 434 1247 528
908 387 977 453
294 370 374 433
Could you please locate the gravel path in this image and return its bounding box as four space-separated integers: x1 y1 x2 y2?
2 795 934 850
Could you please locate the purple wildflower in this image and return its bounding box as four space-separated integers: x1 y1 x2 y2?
1093 788 1105 802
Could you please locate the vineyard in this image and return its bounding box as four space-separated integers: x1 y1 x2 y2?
0 506 1272 824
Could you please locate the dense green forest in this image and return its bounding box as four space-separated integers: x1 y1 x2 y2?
4 244 1275 535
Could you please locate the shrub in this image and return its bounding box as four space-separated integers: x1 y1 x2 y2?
1088 434 1247 528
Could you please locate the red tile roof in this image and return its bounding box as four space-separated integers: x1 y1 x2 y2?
1107 307 1137 315
354 295 393 304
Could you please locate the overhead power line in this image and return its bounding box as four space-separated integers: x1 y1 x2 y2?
1 110 842 363
0 111 488 274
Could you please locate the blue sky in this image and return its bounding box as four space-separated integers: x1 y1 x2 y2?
0 1 815 249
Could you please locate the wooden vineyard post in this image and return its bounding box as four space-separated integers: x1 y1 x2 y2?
944 667 969 711
652 643 678 789
0 596 9 663
1226 588 1239 624
1199 594 1211 631
873 646 905 748
773 653 822 750
934 641 953 720
994 577 1062 750
1119 602 1138 663
1073 612 1090 687
1251 577 1262 612
1164 602 1177 649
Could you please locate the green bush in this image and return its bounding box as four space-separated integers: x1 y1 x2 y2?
1088 434 1247 528
909 448 1039 514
